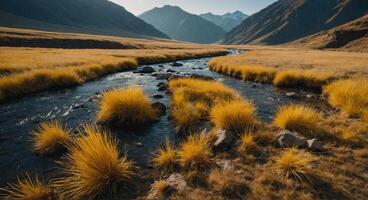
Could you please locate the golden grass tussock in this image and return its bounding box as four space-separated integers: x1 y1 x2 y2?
53 124 135 199
97 86 157 126
31 121 71 155
273 104 322 138
177 134 212 170
169 78 241 132
210 100 259 134
238 132 258 154
273 70 334 89
152 138 176 171
0 174 51 200
324 79 368 119
273 149 317 183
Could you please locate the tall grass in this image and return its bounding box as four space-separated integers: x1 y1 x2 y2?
324 79 368 119
210 100 259 134
169 78 241 133
0 174 51 200
152 138 176 171
97 87 157 126
273 149 316 183
31 121 71 155
273 104 321 137
177 134 211 170
273 70 334 89
53 124 135 199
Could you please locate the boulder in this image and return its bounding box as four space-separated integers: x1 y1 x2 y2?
307 139 324 151
276 130 307 148
152 102 166 116
167 69 176 73
212 129 235 152
172 62 183 67
138 66 155 73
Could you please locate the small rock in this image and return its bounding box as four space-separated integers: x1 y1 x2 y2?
286 92 297 97
151 72 159 77
306 94 314 98
158 64 164 68
73 103 85 109
212 129 235 152
156 73 173 80
276 130 307 148
136 142 143 147
171 62 183 67
153 94 164 99
168 74 182 81
307 139 324 151
152 102 166 116
158 84 168 91
166 173 187 191
190 74 214 81
167 69 176 73
215 159 235 171
138 66 155 73
157 82 166 87
252 84 257 88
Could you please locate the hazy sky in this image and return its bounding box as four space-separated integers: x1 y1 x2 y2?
110 0 277 15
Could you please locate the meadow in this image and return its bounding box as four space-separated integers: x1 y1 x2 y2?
0 28 368 200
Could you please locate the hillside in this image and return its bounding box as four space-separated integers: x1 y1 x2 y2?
224 0 368 45
199 11 248 32
290 14 368 52
0 0 169 39
139 5 226 44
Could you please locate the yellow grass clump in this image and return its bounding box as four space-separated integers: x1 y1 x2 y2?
324 79 368 119
273 104 322 137
210 100 259 134
169 78 241 133
31 121 71 155
273 149 317 183
238 132 258 154
152 139 176 171
97 87 158 126
0 174 51 200
273 70 334 89
177 134 212 170
53 124 135 199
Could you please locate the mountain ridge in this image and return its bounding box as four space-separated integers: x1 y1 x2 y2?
199 11 248 32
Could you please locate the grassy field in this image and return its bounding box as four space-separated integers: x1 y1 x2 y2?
0 27 227 102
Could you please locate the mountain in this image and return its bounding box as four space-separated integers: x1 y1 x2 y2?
290 14 368 52
139 5 226 44
200 11 248 32
224 0 368 45
0 0 169 39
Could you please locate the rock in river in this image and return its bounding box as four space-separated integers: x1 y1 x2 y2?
171 62 183 67
138 66 155 73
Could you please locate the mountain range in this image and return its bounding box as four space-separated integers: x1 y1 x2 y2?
199 11 248 32
0 0 169 39
139 5 226 44
224 0 368 45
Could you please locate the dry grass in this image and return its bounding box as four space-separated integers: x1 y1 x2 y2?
238 132 258 154
53 124 135 199
273 149 317 183
324 79 368 119
209 46 368 89
169 78 241 133
97 87 157 126
273 104 322 138
31 121 71 155
0 174 51 200
0 27 227 102
152 139 176 171
177 134 212 170
208 169 247 196
210 100 259 134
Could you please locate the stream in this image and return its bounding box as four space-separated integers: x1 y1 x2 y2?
0 50 318 185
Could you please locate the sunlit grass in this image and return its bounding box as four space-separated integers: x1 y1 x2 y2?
0 174 51 200
210 100 258 134
238 131 258 154
273 149 317 183
273 70 334 89
152 138 176 171
53 124 135 199
324 79 368 119
177 134 211 170
31 121 71 155
273 104 321 137
97 86 157 126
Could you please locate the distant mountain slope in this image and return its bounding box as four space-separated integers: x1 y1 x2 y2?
0 0 169 39
200 11 248 32
290 14 368 52
224 0 368 45
139 5 226 44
